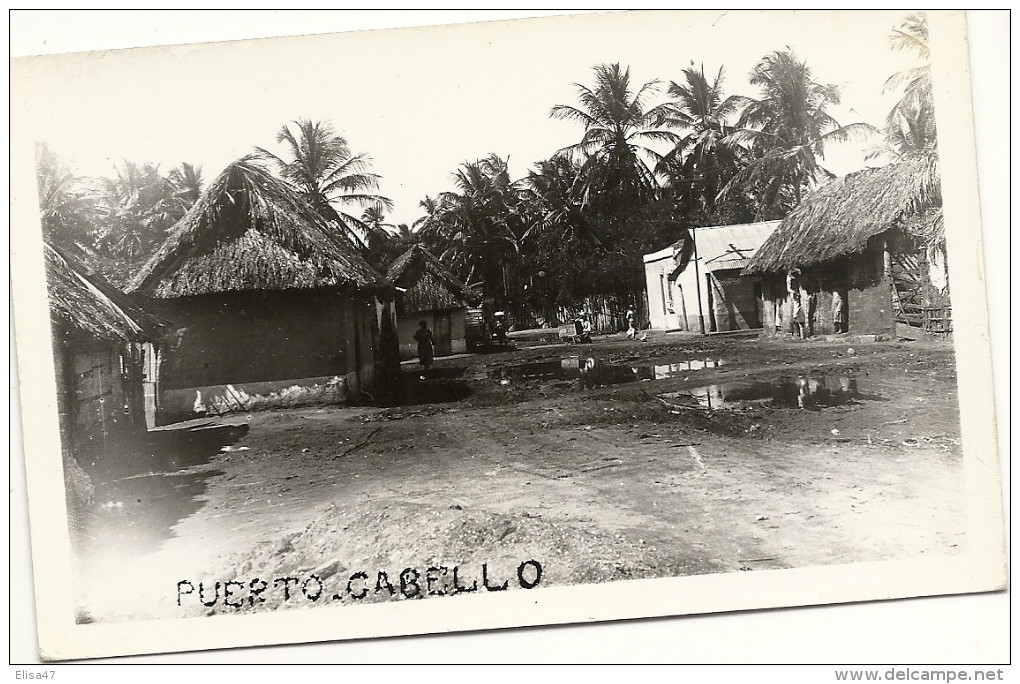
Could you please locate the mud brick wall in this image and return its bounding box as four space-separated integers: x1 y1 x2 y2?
846 278 894 334
149 289 378 391
812 290 836 336
844 245 894 336
57 336 145 453
758 276 781 335
758 246 892 337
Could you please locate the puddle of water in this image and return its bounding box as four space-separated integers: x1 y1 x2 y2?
70 422 249 622
378 367 473 407
74 423 246 572
84 469 224 556
79 423 250 476
663 376 862 410
492 357 725 389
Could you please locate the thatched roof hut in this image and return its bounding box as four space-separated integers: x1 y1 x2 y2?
744 155 942 275
128 158 389 297
46 241 165 449
386 245 482 312
46 242 164 342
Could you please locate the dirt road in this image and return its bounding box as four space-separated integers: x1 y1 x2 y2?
73 332 964 622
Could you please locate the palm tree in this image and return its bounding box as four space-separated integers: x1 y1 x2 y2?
97 160 182 283
871 13 936 161
412 195 445 240
387 223 420 255
168 162 204 208
657 64 746 224
256 119 393 248
550 63 677 211
877 13 943 274
35 143 101 253
430 154 526 303
725 49 876 216
522 155 595 247
360 205 400 268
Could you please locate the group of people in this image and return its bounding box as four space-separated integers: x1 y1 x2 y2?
416 305 644 374
414 310 510 376
572 312 594 342
573 307 639 342
786 268 848 339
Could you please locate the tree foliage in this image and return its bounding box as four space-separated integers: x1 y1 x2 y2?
871 13 936 161
550 63 676 212
420 155 528 310
724 49 876 217
256 119 393 250
657 64 754 226
35 142 102 255
35 146 204 287
36 31 905 328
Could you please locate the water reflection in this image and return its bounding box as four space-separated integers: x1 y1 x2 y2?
664 376 862 410
493 357 726 389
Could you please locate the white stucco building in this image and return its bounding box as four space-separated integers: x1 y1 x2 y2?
643 221 780 333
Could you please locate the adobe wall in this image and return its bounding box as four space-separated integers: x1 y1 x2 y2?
62 339 140 453
148 290 376 424
758 244 894 337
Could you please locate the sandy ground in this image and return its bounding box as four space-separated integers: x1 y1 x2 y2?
71 331 965 622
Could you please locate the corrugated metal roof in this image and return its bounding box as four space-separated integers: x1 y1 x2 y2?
693 221 780 272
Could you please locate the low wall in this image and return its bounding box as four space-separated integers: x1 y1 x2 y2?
159 372 359 424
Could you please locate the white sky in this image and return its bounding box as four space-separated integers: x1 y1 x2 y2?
10 10 934 227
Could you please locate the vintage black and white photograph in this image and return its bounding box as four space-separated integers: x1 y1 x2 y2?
9 10 1008 662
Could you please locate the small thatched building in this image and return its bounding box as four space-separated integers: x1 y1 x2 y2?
386 245 482 359
743 156 946 336
128 159 397 424
643 221 780 333
46 242 166 454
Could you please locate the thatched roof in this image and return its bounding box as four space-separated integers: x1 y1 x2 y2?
386 245 482 313
128 158 388 297
744 155 942 274
46 242 165 343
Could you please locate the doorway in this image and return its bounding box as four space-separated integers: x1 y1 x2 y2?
435 312 453 356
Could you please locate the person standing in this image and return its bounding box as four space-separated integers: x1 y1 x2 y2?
791 291 806 339
414 320 435 376
806 287 818 337
832 290 847 333
786 268 806 339
626 306 636 339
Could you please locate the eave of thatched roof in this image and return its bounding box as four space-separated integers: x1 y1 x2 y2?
46 242 166 343
386 245 482 312
744 155 942 275
127 158 389 298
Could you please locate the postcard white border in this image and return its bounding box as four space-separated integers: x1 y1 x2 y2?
9 9 1010 664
